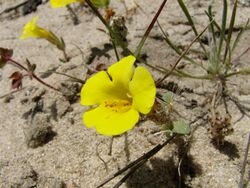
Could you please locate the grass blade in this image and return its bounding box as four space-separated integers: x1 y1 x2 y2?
157 21 212 85
85 0 120 61
207 5 217 50
217 0 227 61
157 21 206 70
134 0 168 57
157 21 181 54
223 0 238 65
177 0 207 55
232 19 249 51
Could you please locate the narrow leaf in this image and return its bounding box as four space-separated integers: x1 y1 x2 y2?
232 19 249 51
177 0 207 55
91 0 110 8
134 0 168 57
207 5 217 49
158 21 205 69
223 0 238 65
217 0 227 61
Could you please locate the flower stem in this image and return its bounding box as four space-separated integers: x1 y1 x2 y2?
85 0 120 61
8 58 59 92
62 48 70 62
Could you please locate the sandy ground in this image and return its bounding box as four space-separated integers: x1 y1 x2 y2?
0 0 250 187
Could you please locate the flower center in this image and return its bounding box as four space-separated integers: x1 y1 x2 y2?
103 99 131 113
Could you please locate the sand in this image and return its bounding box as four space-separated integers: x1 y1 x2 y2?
0 0 250 187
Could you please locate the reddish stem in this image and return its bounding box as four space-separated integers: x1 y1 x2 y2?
8 58 59 92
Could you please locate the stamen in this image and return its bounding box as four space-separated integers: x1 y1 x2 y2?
103 99 131 113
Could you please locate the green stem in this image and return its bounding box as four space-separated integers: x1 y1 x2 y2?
134 0 168 57
174 69 211 80
157 21 207 71
156 21 212 85
111 40 120 61
157 65 211 80
85 0 120 61
61 48 70 62
177 0 208 56
225 70 249 78
217 0 227 62
207 6 218 52
223 0 238 67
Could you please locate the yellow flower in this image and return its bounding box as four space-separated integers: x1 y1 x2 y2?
50 0 83 8
80 55 156 136
50 0 110 8
20 16 64 50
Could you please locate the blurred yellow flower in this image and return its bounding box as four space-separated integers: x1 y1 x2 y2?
20 16 64 50
80 55 156 136
50 0 83 8
50 0 110 8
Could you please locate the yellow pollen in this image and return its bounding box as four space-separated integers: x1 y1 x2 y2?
103 99 131 113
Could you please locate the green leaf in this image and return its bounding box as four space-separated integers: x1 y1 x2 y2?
239 67 250 75
223 0 238 66
207 6 217 50
217 0 227 61
172 120 190 135
60 37 66 49
91 0 110 8
232 19 249 51
177 0 207 55
111 17 128 49
162 92 173 106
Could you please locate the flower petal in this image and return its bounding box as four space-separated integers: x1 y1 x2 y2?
50 0 83 8
81 71 114 105
129 66 156 114
20 17 52 40
20 16 38 39
107 55 136 86
83 106 139 136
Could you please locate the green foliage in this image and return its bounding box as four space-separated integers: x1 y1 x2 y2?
163 119 190 136
160 0 250 80
172 120 190 135
162 92 174 107
91 0 110 8
110 17 128 50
